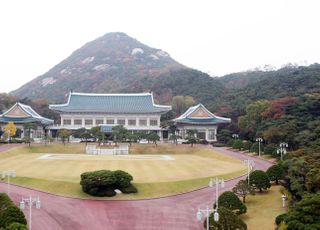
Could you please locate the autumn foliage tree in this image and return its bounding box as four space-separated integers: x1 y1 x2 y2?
232 180 255 203
4 122 17 142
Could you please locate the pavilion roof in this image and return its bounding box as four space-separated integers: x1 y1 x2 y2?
0 103 54 125
173 104 231 125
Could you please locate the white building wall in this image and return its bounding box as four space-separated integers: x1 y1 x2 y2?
57 113 162 131
176 124 218 142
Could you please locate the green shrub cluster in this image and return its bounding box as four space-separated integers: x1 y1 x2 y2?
80 170 137 197
248 170 271 192
216 191 247 215
0 193 27 229
232 140 244 150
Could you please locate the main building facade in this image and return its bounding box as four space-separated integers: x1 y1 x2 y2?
49 92 172 139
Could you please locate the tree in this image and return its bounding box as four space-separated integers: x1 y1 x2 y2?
126 133 138 146
0 206 27 228
168 123 180 145
112 125 128 144
4 122 17 142
248 170 271 192
238 100 270 133
186 129 199 147
285 193 320 229
215 191 247 215
136 131 147 141
74 128 92 145
281 158 309 200
3 222 28 230
171 95 195 116
90 127 104 145
243 141 253 152
266 165 284 185
250 142 263 154
147 132 160 146
204 207 247 230
23 123 37 147
216 129 232 144
58 128 72 145
232 140 244 150
232 180 255 203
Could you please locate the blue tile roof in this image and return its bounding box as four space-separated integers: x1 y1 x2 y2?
173 104 231 125
0 103 54 125
49 92 172 114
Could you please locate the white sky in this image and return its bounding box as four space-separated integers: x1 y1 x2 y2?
1 0 320 93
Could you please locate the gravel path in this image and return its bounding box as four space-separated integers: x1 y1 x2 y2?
0 147 273 230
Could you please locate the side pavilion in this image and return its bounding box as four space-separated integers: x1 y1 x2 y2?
0 102 54 139
172 104 231 142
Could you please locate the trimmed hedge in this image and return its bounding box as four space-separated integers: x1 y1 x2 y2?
120 184 138 194
80 170 137 197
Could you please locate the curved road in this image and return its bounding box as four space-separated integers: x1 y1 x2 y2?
0 147 273 230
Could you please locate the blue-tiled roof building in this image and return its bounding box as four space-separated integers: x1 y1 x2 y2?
49 92 172 138
0 103 54 139
172 104 231 142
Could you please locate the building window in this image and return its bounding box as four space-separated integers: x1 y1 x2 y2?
208 130 215 140
139 119 147 126
63 119 71 125
117 119 126 125
106 119 114 124
95 119 104 125
74 119 82 125
150 119 158 126
128 119 136 126
85 119 93 125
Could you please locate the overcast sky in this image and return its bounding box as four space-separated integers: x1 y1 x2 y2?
1 0 320 93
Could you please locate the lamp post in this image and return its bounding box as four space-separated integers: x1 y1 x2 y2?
1 170 16 195
243 159 255 185
232 134 239 140
197 206 217 230
20 196 41 230
281 194 287 208
255 137 263 157
197 178 224 230
8 130 11 144
277 142 288 161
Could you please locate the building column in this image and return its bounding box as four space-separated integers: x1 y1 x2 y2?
205 129 209 141
158 130 163 141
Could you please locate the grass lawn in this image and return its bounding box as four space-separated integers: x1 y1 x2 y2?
1 143 247 199
241 185 286 230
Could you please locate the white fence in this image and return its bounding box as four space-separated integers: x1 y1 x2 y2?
85 144 129 155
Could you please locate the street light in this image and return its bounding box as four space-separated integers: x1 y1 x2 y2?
243 159 255 185
255 137 263 157
281 194 287 208
277 142 288 161
197 178 224 230
232 134 239 140
1 170 16 195
20 196 41 230
197 206 216 230
8 130 11 144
